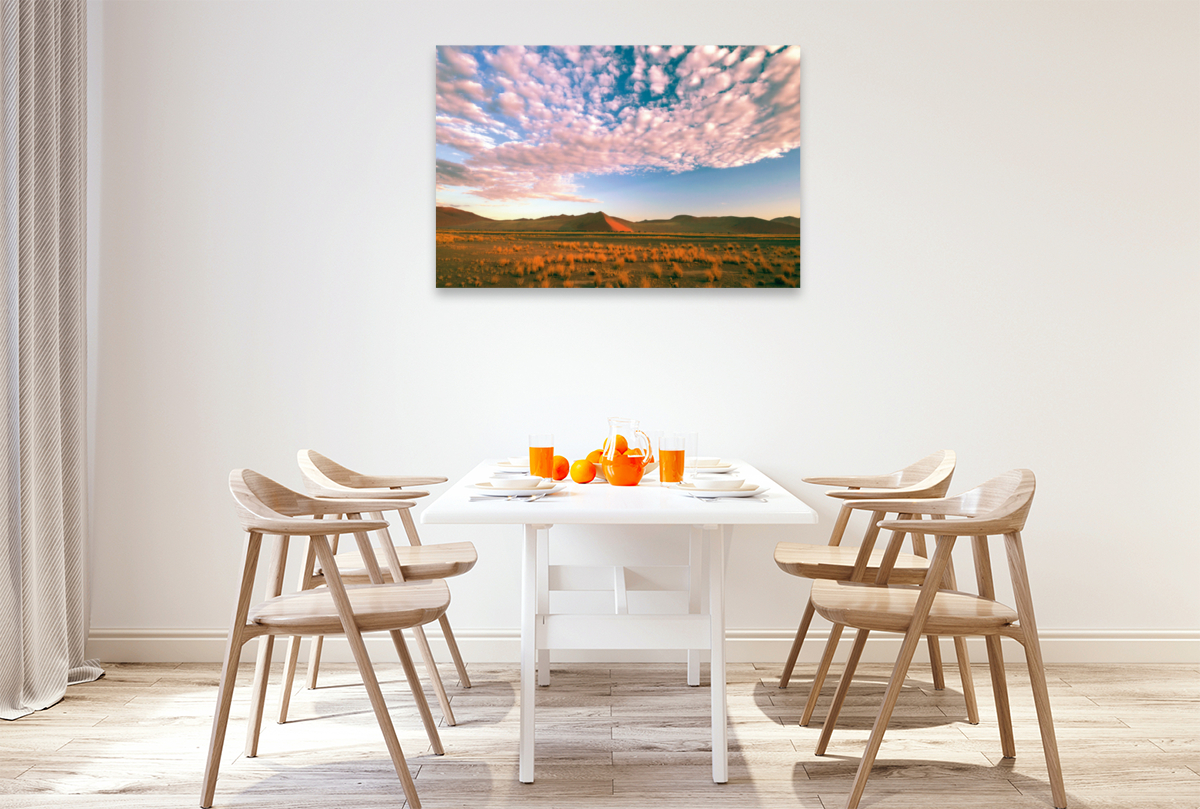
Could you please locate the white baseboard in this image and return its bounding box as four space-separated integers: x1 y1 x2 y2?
88 626 1200 665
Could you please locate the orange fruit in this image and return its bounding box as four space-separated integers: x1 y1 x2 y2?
586 448 603 464
551 455 569 481
570 459 597 484
626 448 644 456
602 435 629 455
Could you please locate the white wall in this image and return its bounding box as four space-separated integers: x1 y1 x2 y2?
87 0 1200 663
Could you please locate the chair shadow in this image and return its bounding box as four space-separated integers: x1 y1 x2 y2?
305 671 516 727
753 673 968 731
795 756 1093 809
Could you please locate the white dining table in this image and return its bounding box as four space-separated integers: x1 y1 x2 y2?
420 459 818 784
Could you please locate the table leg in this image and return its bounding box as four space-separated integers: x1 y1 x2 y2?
520 524 539 783
688 527 703 687
710 524 730 784
537 526 550 687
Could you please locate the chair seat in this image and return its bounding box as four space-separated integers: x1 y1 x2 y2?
774 542 931 585
249 580 451 635
810 580 1018 636
318 541 477 583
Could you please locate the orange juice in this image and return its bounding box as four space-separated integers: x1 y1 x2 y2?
529 445 554 478
659 449 685 483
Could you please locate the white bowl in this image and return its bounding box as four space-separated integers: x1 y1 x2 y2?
508 456 529 466
689 457 723 468
691 476 745 491
498 476 543 489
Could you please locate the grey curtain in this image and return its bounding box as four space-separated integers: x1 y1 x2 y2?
0 0 99 721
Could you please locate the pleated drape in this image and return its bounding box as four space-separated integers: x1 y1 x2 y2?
0 0 99 721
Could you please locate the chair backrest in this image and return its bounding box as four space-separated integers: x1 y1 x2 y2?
940 469 1036 534
229 468 395 535
298 450 373 493
873 469 1036 537
827 450 957 502
296 449 445 498
230 468 318 530
895 450 956 488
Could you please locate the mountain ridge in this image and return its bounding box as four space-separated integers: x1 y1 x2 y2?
436 206 799 235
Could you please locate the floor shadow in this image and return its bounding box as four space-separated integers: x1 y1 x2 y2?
753 673 964 732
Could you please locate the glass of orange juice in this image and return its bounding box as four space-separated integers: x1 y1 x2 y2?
658 432 686 483
529 433 554 478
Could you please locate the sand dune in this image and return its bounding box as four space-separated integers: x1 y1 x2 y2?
435 206 494 228
560 211 633 232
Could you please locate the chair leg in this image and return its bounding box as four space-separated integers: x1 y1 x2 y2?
200 632 248 808
201 533 262 809
439 613 472 688
1006 532 1067 808
985 634 1015 756
277 634 303 723
953 635 979 724
801 622 843 726
311 535 424 808
842 625 924 809
390 628 445 756
282 538 319 711
412 623 457 726
779 597 816 689
910 530 947 691
840 535 957 809
940 555 979 722
244 635 275 757
244 534 288 757
1023 636 1067 808
353 631 423 808
925 634 946 690
815 628 870 755
305 635 325 688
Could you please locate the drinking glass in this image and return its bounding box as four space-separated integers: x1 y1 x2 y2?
658 432 686 483
681 432 699 480
529 433 554 478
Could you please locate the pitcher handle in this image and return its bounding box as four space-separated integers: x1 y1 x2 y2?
635 430 655 463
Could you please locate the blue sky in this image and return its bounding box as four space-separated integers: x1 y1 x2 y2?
435 46 801 221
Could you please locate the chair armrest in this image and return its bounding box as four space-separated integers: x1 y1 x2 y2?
249 517 389 536
803 474 898 488
828 486 940 501
840 496 958 514
357 474 448 488
878 516 1008 536
308 497 416 515
310 488 429 500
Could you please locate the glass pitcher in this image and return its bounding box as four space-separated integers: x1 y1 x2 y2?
602 416 656 486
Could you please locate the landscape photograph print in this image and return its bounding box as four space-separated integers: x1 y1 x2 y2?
436 45 801 288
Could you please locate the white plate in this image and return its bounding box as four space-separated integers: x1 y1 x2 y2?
686 459 733 471
673 482 768 498
495 460 529 470
472 480 563 496
689 465 737 475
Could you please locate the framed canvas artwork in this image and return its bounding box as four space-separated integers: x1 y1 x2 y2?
436 46 800 288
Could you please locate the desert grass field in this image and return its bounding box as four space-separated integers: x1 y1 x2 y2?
435 232 800 288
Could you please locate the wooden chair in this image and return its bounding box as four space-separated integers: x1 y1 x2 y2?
274 450 475 728
809 469 1066 809
203 469 450 809
775 450 978 727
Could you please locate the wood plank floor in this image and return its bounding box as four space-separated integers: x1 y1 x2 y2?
1 660 1197 808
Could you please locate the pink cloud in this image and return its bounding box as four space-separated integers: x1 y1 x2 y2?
435 46 800 203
